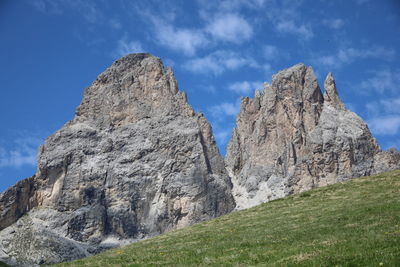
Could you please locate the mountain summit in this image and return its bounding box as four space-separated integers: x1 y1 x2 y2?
0 55 398 266
0 54 235 266
226 63 399 209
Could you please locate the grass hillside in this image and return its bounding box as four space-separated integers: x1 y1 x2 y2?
57 170 400 266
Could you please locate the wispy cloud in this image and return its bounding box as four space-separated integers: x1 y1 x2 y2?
368 116 400 136
229 80 263 94
261 1 314 41
338 47 395 63
109 19 121 30
365 96 400 138
322 18 345 29
214 128 233 146
208 100 241 120
198 0 266 12
151 18 208 56
263 45 279 59
366 97 400 117
276 20 314 40
313 46 396 68
32 0 62 14
113 38 144 58
0 137 41 168
218 0 266 10
32 0 103 24
205 13 253 44
183 50 260 75
360 68 400 94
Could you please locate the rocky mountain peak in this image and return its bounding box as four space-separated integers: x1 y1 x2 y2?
226 63 399 210
323 72 345 110
0 53 234 266
74 53 193 128
0 58 398 266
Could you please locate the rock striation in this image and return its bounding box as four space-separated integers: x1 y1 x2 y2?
0 54 235 266
226 63 400 209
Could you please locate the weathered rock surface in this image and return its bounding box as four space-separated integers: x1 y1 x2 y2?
0 54 235 266
1 58 399 266
226 63 400 209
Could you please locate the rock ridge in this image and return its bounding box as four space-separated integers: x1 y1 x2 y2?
226 63 399 210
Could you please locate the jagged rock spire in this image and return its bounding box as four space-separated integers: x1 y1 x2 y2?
226 63 398 210
323 72 345 110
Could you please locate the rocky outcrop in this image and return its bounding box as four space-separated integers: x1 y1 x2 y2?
226 63 400 210
1 57 399 266
0 54 235 266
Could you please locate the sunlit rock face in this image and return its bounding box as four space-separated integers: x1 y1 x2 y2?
226 63 399 210
0 54 235 266
1 57 398 267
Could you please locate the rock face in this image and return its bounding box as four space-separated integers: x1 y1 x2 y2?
226 63 400 209
0 54 235 266
1 58 399 266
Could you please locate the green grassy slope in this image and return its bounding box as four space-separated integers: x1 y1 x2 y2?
57 170 400 266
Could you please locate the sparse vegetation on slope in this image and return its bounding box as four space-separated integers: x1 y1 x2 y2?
56 170 400 266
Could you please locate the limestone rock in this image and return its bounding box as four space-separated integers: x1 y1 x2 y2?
1 57 399 266
0 54 235 266
226 63 400 210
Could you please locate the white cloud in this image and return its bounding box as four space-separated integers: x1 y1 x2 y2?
318 56 336 66
32 0 103 23
263 45 279 59
113 38 144 58
214 128 233 145
32 0 62 14
323 18 345 29
314 46 396 68
0 137 41 168
198 0 266 12
219 0 266 10
184 56 224 75
360 69 400 94
366 97 400 117
73 1 102 24
276 20 313 40
338 47 395 63
183 50 260 75
208 101 241 120
380 98 400 114
99 4 208 56
229 81 263 94
154 23 207 56
205 13 253 43
368 116 400 136
365 97 400 137
330 19 345 29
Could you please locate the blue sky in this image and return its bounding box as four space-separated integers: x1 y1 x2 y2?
1 0 400 192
